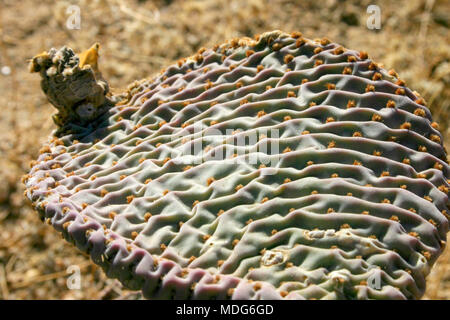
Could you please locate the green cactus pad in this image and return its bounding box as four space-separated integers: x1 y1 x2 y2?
25 30 449 299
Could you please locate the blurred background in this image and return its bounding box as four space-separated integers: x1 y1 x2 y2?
0 0 448 299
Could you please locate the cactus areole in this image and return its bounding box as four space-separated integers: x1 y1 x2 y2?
25 31 449 300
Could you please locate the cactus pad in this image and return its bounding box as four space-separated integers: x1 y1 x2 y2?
25 31 449 299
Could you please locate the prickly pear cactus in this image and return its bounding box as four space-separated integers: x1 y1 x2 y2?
24 31 449 300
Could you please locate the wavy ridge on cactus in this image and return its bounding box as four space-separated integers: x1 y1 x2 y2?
24 30 449 300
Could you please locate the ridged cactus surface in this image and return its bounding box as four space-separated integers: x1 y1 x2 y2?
24 31 449 300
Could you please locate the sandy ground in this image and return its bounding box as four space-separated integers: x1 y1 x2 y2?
0 0 448 299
